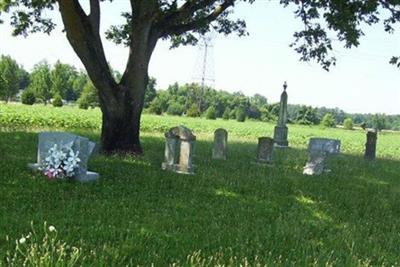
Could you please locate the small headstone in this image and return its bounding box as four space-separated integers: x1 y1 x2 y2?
364 130 377 160
28 132 99 182
212 128 228 160
303 151 327 175
256 137 274 164
161 126 196 174
303 138 340 175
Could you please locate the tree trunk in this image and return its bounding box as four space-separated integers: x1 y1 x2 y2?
100 84 145 155
58 0 158 155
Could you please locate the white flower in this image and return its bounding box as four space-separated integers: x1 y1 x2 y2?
48 225 56 232
41 143 81 179
19 237 26 244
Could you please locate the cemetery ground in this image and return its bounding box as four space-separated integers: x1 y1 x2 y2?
1 104 400 266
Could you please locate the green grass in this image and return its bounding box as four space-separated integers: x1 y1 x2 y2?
1 103 400 266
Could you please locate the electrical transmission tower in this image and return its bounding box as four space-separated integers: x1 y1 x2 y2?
191 32 216 111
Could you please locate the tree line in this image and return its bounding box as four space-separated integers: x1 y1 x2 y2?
0 55 96 108
144 82 400 131
1 55 399 131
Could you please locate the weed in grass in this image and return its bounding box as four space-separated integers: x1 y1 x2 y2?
4 222 82 267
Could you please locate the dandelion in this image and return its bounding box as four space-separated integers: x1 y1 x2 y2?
48 225 56 232
19 237 26 244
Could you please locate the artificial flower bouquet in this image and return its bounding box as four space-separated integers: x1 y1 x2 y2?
40 142 81 180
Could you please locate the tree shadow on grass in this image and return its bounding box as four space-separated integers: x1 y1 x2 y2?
1 130 400 265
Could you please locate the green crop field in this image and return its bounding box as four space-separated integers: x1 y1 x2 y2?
1 103 400 266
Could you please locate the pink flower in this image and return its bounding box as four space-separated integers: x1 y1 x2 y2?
45 170 55 180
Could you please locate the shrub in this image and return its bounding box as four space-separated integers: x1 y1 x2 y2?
229 109 236 120
222 107 230 120
21 90 36 105
77 81 98 109
236 107 246 122
186 103 201 117
321 113 336 128
148 99 163 115
52 94 63 107
260 108 273 122
343 117 353 130
205 106 216 120
167 102 184 116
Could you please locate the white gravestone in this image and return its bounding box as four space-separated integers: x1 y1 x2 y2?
303 138 340 175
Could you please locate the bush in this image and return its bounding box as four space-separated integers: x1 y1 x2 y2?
148 99 163 115
321 113 336 128
260 108 273 122
186 103 201 117
222 107 230 120
167 102 184 116
205 106 216 120
229 109 236 120
236 107 246 122
21 90 36 105
77 81 98 109
52 95 63 107
343 118 353 130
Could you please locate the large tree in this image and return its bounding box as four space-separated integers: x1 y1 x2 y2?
1 0 400 154
51 60 78 101
0 0 250 154
29 61 52 104
0 55 20 102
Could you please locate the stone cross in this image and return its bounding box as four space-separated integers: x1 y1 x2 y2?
28 132 99 182
161 125 196 174
364 130 377 160
303 138 340 175
273 82 289 147
212 128 228 160
256 137 274 164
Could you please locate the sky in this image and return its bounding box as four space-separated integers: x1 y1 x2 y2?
0 1 399 115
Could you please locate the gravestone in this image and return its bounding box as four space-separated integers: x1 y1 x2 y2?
212 128 228 160
303 138 340 175
303 151 328 175
28 132 99 182
364 130 377 160
307 138 341 155
161 126 196 174
256 137 274 164
273 82 289 147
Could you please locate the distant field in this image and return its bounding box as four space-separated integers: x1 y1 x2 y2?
1 103 399 157
1 103 400 266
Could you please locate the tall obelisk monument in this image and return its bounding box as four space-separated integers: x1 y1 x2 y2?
273 82 289 147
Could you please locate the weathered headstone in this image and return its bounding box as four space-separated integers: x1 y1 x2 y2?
273 82 289 147
161 126 196 174
308 138 341 155
364 130 377 160
212 128 228 160
256 137 274 164
303 151 328 175
303 138 340 175
28 132 99 182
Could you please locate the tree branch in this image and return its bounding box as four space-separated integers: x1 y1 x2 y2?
57 0 117 99
160 0 234 37
89 0 100 33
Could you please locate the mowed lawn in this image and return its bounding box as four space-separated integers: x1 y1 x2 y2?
1 104 400 266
